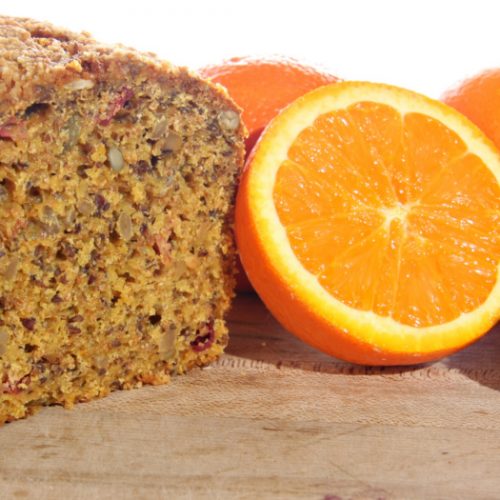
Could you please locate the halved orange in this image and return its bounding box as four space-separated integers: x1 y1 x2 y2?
235 81 500 365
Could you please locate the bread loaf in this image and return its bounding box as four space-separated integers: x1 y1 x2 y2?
0 17 245 423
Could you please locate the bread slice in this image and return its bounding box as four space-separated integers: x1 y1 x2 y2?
0 17 245 423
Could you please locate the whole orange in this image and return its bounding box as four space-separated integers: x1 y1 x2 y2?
442 69 500 150
199 56 340 291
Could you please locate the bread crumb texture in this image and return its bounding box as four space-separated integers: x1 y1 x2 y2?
0 16 245 423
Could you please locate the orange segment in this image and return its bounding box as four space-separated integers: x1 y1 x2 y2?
398 112 468 202
236 81 500 365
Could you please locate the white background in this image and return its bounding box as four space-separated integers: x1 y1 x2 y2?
2 0 499 98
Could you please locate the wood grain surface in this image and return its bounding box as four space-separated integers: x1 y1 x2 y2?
1 294 499 500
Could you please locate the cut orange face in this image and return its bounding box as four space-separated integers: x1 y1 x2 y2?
235 81 500 365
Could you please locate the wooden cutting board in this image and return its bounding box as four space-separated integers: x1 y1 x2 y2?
0 294 499 500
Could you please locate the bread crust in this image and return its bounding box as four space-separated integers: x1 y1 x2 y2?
0 16 243 127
